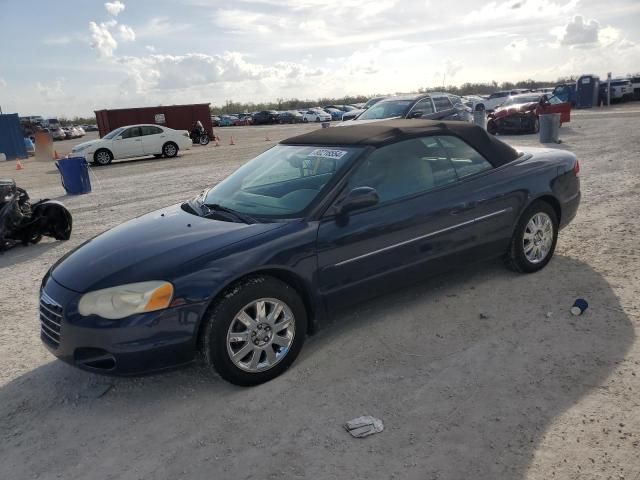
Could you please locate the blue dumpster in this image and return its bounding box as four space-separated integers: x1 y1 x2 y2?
55 157 92 195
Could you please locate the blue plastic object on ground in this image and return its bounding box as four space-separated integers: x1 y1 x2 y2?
55 157 92 195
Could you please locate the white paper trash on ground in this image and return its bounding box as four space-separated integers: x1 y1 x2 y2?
344 416 384 438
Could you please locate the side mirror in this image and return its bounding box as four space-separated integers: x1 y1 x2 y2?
336 187 379 217
409 111 423 118
114 136 122 140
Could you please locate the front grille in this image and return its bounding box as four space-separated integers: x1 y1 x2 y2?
40 291 63 348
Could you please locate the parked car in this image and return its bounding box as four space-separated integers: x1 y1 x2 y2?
552 84 577 106
608 78 634 102
51 127 66 141
73 126 86 137
481 91 532 112
211 116 221 127
40 120 580 385
85 124 99 132
302 109 331 123
252 110 279 125
24 137 35 156
347 93 469 124
277 111 304 124
486 94 571 135
324 108 344 121
234 116 253 126
323 105 356 112
342 96 386 121
70 124 191 166
218 115 238 127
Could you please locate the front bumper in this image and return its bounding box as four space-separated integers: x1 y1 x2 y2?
496 114 535 132
39 275 206 375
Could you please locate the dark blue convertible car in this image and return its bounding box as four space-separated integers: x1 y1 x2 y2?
40 120 580 385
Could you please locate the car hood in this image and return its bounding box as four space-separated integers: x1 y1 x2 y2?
51 203 285 293
493 102 537 119
72 139 101 151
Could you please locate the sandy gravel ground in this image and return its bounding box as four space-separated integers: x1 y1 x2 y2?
0 110 639 480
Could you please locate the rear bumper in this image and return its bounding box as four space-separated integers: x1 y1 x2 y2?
559 190 580 230
40 276 205 375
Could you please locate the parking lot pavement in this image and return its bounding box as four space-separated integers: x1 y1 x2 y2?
1 108 639 479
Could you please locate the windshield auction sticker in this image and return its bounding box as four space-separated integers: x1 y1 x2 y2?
308 148 348 159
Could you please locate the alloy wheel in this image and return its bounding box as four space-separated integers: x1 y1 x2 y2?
95 151 111 165
226 298 295 373
523 212 553 263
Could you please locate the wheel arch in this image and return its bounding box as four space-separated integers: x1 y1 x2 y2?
528 194 561 224
195 268 318 355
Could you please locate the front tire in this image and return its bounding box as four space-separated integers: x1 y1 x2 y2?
202 276 307 386
199 135 210 146
93 149 113 166
162 142 178 158
302 117 308 123
505 201 558 273
487 119 498 135
531 115 540 134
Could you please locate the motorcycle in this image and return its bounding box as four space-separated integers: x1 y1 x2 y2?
0 179 72 252
190 128 210 146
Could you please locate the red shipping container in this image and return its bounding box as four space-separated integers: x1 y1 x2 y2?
94 104 212 138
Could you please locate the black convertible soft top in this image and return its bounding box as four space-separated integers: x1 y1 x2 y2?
280 120 520 167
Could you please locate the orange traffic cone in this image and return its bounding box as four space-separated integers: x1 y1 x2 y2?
54 150 60 160
229 136 235 145
16 160 24 170
214 138 220 147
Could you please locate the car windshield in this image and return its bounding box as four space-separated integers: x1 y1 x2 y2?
103 127 125 139
357 100 413 120
502 95 541 106
201 145 363 218
363 97 383 109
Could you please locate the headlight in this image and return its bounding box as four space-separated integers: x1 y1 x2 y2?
78 281 174 319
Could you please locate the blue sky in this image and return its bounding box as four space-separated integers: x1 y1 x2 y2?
0 0 638 117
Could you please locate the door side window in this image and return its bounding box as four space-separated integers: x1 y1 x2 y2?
346 137 458 204
436 136 493 178
141 126 162 136
121 127 141 139
433 96 453 111
408 98 434 117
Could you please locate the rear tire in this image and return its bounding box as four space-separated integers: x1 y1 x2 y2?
505 201 558 273
93 149 113 166
199 135 210 146
162 142 178 158
202 275 307 386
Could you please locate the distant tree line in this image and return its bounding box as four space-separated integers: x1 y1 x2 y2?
58 116 96 126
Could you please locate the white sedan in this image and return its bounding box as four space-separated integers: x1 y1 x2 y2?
302 109 331 123
71 124 192 166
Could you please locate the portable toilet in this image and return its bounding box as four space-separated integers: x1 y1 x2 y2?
576 74 600 108
552 83 577 106
0 114 28 160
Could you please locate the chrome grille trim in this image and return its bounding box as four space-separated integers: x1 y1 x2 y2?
39 290 63 348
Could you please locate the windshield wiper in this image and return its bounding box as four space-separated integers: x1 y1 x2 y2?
202 203 257 224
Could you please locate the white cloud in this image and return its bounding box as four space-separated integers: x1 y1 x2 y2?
36 80 65 102
464 0 579 24
105 1 125 16
0 77 6 88
118 24 136 41
89 21 118 57
136 17 191 37
145 45 156 52
560 15 600 46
